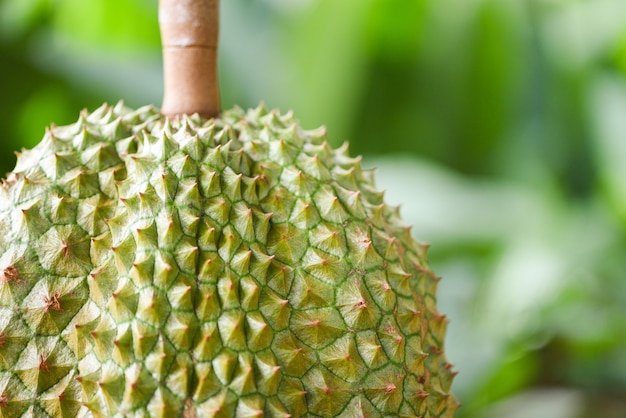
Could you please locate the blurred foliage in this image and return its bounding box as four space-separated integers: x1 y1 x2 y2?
1 0 626 416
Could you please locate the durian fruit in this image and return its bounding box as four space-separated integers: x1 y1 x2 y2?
0 1 458 417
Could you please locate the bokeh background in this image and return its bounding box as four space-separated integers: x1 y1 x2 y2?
1 0 626 416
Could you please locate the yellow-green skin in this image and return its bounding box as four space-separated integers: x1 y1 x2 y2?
0 103 458 417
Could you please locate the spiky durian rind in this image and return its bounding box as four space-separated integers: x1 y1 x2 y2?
0 103 458 417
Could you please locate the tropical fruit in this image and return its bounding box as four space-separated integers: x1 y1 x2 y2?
0 0 458 414
0 102 458 417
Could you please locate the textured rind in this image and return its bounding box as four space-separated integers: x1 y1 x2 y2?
0 103 459 417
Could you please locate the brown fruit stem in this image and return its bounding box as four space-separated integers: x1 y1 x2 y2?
160 0 220 118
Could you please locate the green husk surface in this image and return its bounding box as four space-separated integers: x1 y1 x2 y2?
0 103 458 417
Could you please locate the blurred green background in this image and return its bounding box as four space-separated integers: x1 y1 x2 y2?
1 0 626 416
